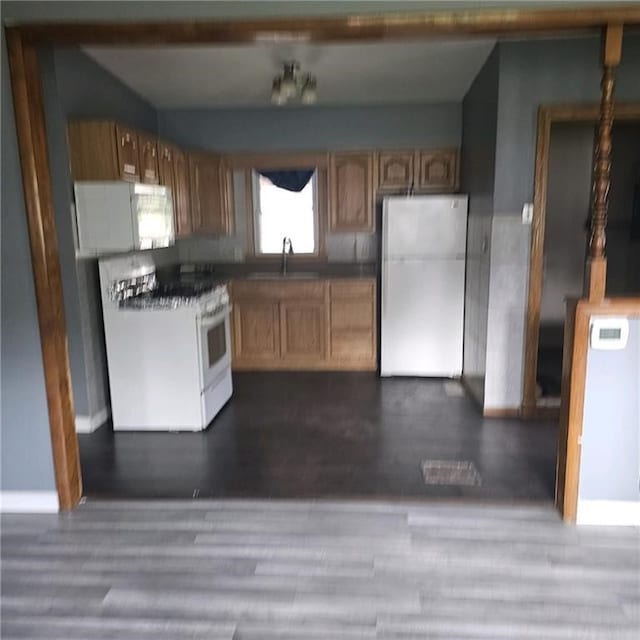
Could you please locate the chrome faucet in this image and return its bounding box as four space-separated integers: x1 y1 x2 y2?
281 237 294 274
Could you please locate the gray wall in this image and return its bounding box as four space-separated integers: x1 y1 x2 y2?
494 34 640 214
1 30 56 491
40 47 157 420
579 317 640 504
158 104 461 153
460 47 499 405
482 34 640 410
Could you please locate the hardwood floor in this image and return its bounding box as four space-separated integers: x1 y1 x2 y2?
2 500 638 639
79 373 558 500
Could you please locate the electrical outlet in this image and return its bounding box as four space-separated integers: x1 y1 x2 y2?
522 203 534 224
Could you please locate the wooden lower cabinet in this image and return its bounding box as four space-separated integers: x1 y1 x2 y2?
232 301 280 363
280 301 326 363
329 281 376 367
231 278 376 371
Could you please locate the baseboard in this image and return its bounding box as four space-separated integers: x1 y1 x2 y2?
483 407 521 418
75 406 110 433
0 491 59 513
577 500 640 526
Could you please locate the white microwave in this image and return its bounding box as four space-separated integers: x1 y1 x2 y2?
74 181 175 256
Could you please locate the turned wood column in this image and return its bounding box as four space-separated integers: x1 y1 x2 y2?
586 24 623 301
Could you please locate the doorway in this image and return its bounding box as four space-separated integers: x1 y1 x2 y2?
523 107 640 414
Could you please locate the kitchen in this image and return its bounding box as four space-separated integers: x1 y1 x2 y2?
43 37 566 500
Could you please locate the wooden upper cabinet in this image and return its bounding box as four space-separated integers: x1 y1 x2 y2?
115 124 140 182
159 143 191 237
417 149 458 191
189 153 232 235
137 132 160 184
172 148 192 237
329 152 376 233
68 120 145 182
378 151 415 191
68 120 122 181
158 142 174 188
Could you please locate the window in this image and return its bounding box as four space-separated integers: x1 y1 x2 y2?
252 170 318 255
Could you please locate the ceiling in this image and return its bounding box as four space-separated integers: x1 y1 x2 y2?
83 39 496 109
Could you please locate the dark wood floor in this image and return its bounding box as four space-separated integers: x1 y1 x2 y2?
2 500 638 639
79 373 557 501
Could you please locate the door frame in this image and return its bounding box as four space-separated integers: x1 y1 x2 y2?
521 102 640 418
6 7 640 509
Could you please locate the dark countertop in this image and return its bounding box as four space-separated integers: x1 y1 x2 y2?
157 262 378 285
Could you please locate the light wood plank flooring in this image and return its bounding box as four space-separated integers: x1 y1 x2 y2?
2 500 638 639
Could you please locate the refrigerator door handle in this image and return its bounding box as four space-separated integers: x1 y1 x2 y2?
383 265 388 318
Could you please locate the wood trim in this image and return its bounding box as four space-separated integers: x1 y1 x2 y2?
6 32 82 510
522 106 553 417
227 152 329 171
483 408 521 419
244 167 328 260
587 24 623 298
522 102 640 416
603 23 624 66
11 6 640 46
555 299 579 519
558 296 640 522
560 301 589 522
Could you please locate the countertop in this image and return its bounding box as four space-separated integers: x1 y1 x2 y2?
157 262 378 285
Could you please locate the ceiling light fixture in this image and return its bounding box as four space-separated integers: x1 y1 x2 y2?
271 61 317 106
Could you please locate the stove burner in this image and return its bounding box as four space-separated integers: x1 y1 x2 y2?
151 282 216 299
119 279 228 310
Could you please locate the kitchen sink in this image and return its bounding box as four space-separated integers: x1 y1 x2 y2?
246 272 321 280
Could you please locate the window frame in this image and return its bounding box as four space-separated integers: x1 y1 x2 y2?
242 158 328 261
251 169 320 257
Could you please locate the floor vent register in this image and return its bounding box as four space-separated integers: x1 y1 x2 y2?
422 460 482 486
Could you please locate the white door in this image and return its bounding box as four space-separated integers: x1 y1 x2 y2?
381 258 465 377
383 196 468 259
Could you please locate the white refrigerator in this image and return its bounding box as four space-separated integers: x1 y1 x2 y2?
381 195 468 377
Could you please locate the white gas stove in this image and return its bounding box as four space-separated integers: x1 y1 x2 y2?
99 254 232 432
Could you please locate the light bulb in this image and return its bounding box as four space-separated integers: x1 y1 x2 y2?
271 78 285 105
280 62 298 99
301 76 317 105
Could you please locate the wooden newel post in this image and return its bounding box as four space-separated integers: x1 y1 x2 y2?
586 24 623 301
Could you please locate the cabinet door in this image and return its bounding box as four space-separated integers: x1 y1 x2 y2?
172 148 192 237
329 152 375 232
329 280 376 368
138 132 160 184
159 144 191 237
67 120 120 181
417 149 458 191
115 124 140 182
189 154 231 235
232 301 280 363
378 151 415 191
280 301 326 363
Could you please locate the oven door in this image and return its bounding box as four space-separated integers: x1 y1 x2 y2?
197 307 231 390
